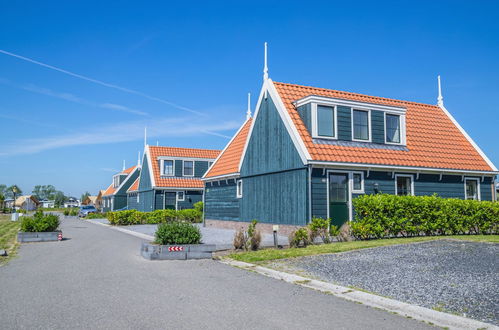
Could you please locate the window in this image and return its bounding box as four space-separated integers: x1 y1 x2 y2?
386 114 401 144
316 105 335 138
464 178 480 200
113 175 120 188
236 180 243 198
352 110 370 141
352 172 364 193
177 191 185 201
395 175 413 196
183 161 194 176
162 160 174 176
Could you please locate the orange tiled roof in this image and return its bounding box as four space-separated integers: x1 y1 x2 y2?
204 118 252 178
127 177 140 192
123 165 137 174
102 184 116 197
148 146 220 188
273 82 493 172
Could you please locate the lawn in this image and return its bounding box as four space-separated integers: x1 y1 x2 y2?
228 235 499 264
0 214 20 265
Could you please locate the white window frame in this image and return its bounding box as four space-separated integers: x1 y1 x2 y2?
113 175 120 188
394 174 414 196
137 193 140 203
384 112 406 145
351 171 365 193
464 177 481 201
161 159 175 176
311 103 338 140
236 180 243 198
182 160 194 177
177 191 185 202
351 108 372 142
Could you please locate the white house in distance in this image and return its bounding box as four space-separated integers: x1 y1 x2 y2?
64 197 80 208
14 195 40 211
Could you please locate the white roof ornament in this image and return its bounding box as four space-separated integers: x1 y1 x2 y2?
246 93 252 119
144 127 148 147
437 75 444 107
137 151 141 167
122 160 126 172
263 42 268 81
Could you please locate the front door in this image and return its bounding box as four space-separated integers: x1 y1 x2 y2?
164 192 176 210
329 173 350 228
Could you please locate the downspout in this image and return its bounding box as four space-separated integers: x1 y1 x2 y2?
202 185 206 227
308 164 312 224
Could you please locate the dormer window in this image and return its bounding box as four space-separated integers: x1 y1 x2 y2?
352 109 370 141
183 161 194 176
312 104 337 139
162 160 174 176
385 113 402 144
113 175 120 188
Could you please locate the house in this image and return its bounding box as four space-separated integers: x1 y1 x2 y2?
14 195 40 211
81 195 102 209
40 199 55 208
63 197 80 208
102 163 140 212
203 47 498 233
4 198 14 209
132 145 219 212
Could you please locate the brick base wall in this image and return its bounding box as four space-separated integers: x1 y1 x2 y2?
205 219 301 237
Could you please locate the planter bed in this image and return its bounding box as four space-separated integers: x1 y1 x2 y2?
141 242 216 260
17 231 62 243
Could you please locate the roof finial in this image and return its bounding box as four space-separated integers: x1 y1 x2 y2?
122 160 126 171
144 126 148 147
137 151 141 167
263 42 268 81
437 75 444 107
246 93 252 119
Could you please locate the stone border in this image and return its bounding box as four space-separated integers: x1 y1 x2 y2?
221 259 497 330
17 231 61 243
141 242 216 260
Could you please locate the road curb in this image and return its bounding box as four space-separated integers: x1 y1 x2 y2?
86 219 154 241
221 259 497 330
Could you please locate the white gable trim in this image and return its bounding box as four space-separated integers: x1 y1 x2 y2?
144 145 156 188
111 166 139 196
438 104 497 171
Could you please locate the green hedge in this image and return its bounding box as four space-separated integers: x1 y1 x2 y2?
352 194 499 240
155 222 201 245
20 211 60 232
106 208 202 226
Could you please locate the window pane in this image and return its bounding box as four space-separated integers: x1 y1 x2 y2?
353 110 369 140
396 176 411 196
353 173 362 190
465 180 477 200
386 114 400 143
183 161 194 176
317 105 334 137
164 160 174 176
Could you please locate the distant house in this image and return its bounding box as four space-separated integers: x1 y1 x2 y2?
82 195 102 209
40 200 55 208
64 197 80 208
203 64 497 233
15 195 40 211
102 165 140 212
4 198 14 209
131 145 219 211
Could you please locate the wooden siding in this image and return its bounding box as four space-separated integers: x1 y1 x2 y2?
240 169 308 226
241 94 304 176
204 180 240 221
115 170 139 196
371 110 385 144
127 193 139 210
139 154 152 191
137 190 155 212
337 106 352 141
194 161 209 178
296 103 312 132
177 191 202 210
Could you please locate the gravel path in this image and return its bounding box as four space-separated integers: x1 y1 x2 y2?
269 240 499 325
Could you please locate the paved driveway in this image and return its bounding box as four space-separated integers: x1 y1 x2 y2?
0 217 434 330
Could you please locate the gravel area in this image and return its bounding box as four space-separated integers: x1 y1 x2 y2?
269 240 499 325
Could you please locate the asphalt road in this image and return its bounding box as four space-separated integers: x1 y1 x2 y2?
0 216 434 330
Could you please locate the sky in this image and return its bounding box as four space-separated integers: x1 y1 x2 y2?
0 0 498 197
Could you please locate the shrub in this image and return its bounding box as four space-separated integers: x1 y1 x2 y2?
177 209 202 223
194 201 203 213
352 194 499 240
145 209 177 224
233 228 245 249
154 222 201 245
107 210 140 225
69 208 78 216
85 212 107 219
20 213 60 232
63 209 70 216
289 227 311 248
308 217 331 243
232 220 262 251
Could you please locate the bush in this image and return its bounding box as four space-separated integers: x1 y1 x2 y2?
154 222 201 245
20 212 60 232
233 228 245 249
85 212 107 219
232 220 261 251
145 209 177 224
69 208 78 216
289 227 311 248
308 217 332 243
352 194 499 240
194 201 203 213
177 209 202 223
63 209 70 216
107 210 139 225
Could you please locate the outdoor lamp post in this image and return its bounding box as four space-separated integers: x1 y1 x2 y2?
11 186 19 221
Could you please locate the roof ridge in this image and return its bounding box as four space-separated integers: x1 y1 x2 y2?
273 81 439 109
149 145 220 152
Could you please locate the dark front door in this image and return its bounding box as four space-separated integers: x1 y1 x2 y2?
164 192 176 210
329 173 350 228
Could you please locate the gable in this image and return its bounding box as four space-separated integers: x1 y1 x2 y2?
139 153 153 191
241 93 304 177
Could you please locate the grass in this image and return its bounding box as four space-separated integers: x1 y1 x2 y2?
228 235 499 264
0 214 20 265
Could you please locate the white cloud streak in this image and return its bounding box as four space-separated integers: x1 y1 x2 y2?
0 49 205 116
0 117 240 157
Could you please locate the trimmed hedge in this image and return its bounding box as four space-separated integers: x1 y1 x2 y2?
106 208 202 226
352 194 499 240
20 211 60 232
154 221 201 245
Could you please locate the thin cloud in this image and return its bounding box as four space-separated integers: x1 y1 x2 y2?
0 49 205 116
0 117 240 157
100 103 148 116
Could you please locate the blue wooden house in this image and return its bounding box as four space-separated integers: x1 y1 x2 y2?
102 163 140 212
129 145 220 212
203 56 497 233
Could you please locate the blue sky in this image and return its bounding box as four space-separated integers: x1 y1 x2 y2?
0 1 498 197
